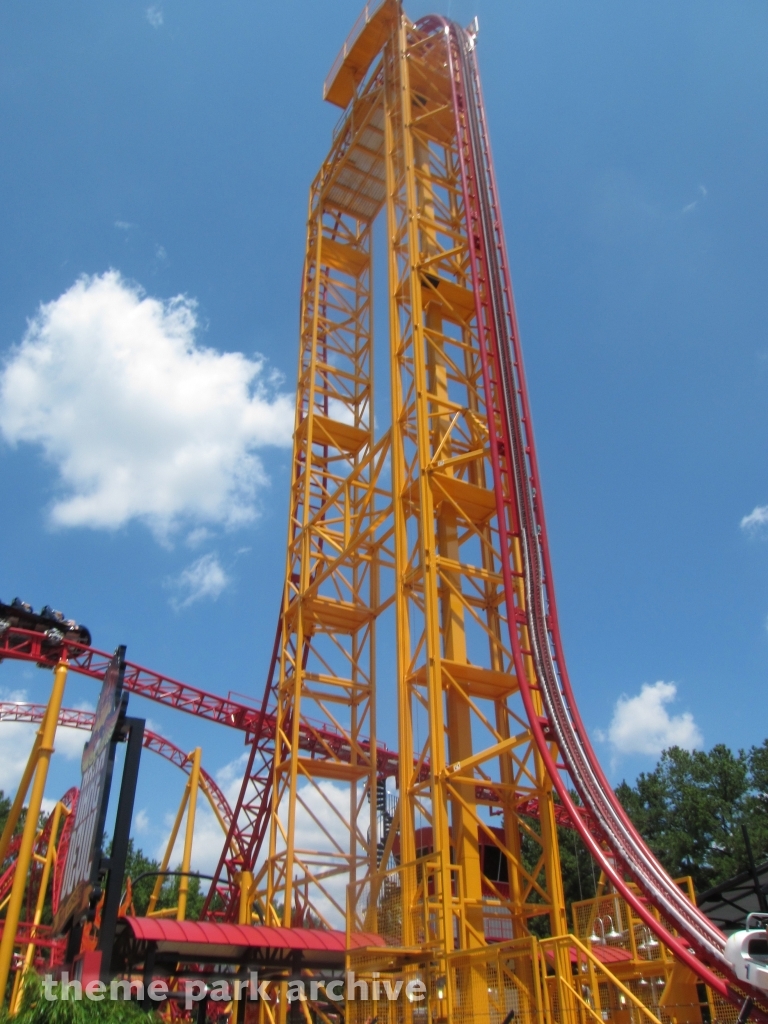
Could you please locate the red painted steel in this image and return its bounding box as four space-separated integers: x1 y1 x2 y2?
0 786 78 966
0 628 398 774
0 703 239 848
0 702 246 910
52 790 79 917
0 36 752 1001
422 14 754 1012
120 916 384 953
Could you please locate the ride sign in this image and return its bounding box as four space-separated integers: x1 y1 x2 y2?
53 647 125 935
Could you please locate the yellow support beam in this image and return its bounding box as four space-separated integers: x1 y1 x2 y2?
10 800 67 1015
177 747 201 921
0 659 68 1008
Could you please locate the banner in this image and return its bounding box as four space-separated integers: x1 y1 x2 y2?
53 646 125 934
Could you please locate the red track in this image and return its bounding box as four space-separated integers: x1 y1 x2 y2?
0 786 78 967
429 14 753 1011
0 702 242 861
0 627 398 776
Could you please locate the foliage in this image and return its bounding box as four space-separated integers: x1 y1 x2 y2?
0 790 46 874
0 790 11 842
616 740 768 894
517 792 598 935
1 973 158 1024
558 820 597 910
111 839 205 919
154 871 204 920
118 840 161 917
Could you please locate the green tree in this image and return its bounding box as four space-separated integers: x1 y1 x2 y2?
559 821 597 911
2 972 159 1024
0 791 47 874
0 790 11 841
154 871 205 920
113 840 207 920
616 742 768 894
118 839 161 916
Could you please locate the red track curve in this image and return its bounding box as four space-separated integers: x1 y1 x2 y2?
0 627 398 776
425 14 752 1011
0 702 243 866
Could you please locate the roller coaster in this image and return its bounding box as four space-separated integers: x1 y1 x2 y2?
0 3 764 1023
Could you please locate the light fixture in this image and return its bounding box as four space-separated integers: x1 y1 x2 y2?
638 927 658 954
436 976 447 1001
605 917 622 941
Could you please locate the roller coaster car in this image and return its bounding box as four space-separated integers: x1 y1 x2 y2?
0 598 92 647
724 913 768 990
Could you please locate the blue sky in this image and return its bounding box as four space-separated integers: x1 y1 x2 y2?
0 0 766 873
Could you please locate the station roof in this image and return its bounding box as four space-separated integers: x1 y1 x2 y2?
113 917 385 973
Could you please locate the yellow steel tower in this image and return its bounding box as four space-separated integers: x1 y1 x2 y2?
205 5 744 1024
263 0 568 967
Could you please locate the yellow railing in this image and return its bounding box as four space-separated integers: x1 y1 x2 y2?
539 934 663 1024
323 0 387 100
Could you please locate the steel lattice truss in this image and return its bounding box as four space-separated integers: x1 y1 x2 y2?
1 4 763 1019
254 2 755 1018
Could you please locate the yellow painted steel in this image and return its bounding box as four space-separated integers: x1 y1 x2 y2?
10 800 68 1015
176 746 201 922
147 746 204 920
263 77 385 931
238 869 254 925
265 8 719 1024
0 735 42 871
0 659 68 1008
266 3 567 949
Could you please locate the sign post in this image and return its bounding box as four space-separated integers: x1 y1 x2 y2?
97 716 144 981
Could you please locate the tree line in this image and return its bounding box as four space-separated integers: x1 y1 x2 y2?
556 738 768 910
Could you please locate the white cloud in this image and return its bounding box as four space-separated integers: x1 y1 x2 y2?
0 720 85 792
146 6 163 28
207 752 358 926
155 805 231 876
681 184 707 216
146 750 363 926
186 527 211 548
741 506 768 533
216 751 250 806
0 271 293 540
599 681 702 757
134 809 150 834
169 553 229 608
